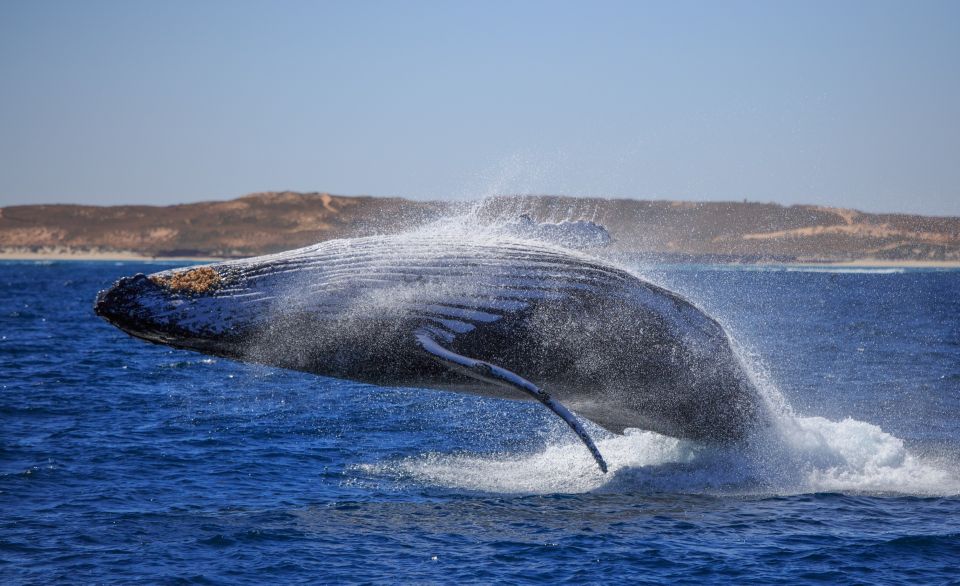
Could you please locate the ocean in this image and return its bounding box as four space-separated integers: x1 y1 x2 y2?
2 260 958 584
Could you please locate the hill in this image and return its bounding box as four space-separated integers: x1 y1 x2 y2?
1 192 958 263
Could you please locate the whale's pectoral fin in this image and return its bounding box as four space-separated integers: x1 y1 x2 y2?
413 329 608 473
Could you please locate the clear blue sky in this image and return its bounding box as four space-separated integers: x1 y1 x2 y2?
1 0 958 215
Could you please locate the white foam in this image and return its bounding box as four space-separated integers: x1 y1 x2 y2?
356 413 959 497
774 415 958 495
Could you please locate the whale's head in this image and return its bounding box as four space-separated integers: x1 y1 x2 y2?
94 263 271 356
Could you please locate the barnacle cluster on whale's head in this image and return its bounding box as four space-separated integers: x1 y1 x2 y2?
149 266 223 295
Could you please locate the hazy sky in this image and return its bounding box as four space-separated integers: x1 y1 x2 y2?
1 0 958 215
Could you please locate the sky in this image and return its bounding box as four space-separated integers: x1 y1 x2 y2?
1 0 958 215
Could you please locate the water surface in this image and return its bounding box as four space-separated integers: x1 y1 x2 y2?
2 261 958 583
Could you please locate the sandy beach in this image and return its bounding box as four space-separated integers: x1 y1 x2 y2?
0 249 222 262
3 248 957 268
805 259 960 268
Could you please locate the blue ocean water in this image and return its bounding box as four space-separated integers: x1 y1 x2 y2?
1 260 959 584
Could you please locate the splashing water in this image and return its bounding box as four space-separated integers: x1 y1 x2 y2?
359 411 959 497
352 202 960 498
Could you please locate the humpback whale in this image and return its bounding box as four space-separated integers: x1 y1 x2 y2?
94 231 768 472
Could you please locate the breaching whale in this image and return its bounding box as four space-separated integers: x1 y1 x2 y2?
94 231 768 472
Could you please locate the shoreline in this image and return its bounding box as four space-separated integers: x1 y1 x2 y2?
789 259 960 268
0 251 224 262
2 250 958 268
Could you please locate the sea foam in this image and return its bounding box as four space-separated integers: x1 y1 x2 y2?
358 412 959 497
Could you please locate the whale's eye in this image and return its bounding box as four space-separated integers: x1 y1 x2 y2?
150 267 222 294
